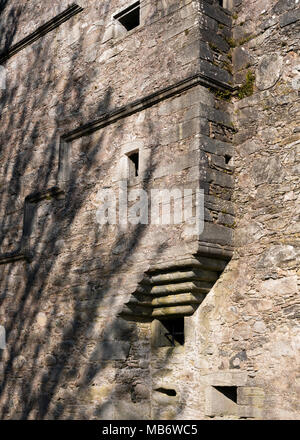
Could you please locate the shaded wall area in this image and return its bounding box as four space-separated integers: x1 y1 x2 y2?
0 0 222 419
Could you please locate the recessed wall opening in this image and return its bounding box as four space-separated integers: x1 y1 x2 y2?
153 318 185 347
214 386 238 403
127 150 139 179
218 0 233 9
224 154 232 164
114 1 140 32
155 388 177 396
163 319 184 346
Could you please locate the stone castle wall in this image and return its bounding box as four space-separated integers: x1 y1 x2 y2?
0 0 299 419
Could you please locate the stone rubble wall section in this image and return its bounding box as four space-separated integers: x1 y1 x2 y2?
0 0 298 420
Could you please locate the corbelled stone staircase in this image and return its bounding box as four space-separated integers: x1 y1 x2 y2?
120 255 229 320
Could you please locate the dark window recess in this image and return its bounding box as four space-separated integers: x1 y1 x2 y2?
217 0 224 6
155 388 177 396
214 386 238 403
224 154 232 164
161 318 184 346
128 151 139 178
114 1 140 32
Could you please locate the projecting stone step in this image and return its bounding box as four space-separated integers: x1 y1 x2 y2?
149 257 228 273
150 269 219 284
150 281 213 296
119 253 231 321
152 305 196 318
121 303 198 319
127 292 205 307
151 292 205 307
127 297 152 307
121 304 152 318
124 293 204 317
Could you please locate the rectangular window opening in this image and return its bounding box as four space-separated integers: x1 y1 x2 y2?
114 1 140 32
218 0 232 9
160 318 185 347
127 151 139 178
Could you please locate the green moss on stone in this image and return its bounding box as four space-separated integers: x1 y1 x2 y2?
226 37 237 48
237 70 255 100
214 89 232 101
238 35 254 45
209 42 219 52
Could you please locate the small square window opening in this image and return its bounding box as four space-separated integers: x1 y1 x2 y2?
152 318 185 347
114 2 140 32
127 151 139 179
163 319 184 346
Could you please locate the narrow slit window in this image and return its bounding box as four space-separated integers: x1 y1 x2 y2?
224 154 232 164
127 151 139 179
114 2 140 32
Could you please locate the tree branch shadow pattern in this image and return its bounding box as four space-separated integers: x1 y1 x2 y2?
0 1 189 420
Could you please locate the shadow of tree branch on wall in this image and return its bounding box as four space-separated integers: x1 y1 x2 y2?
0 0 190 420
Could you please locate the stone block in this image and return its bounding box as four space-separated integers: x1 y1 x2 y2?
200 222 233 246
205 386 238 417
91 341 131 361
256 54 283 90
201 29 230 53
201 2 232 27
233 47 252 72
272 0 296 15
206 169 234 188
237 387 265 408
114 400 150 420
200 60 233 85
199 41 214 62
280 9 300 27
202 370 248 387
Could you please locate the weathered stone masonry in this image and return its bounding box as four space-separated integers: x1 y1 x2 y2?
0 0 299 419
